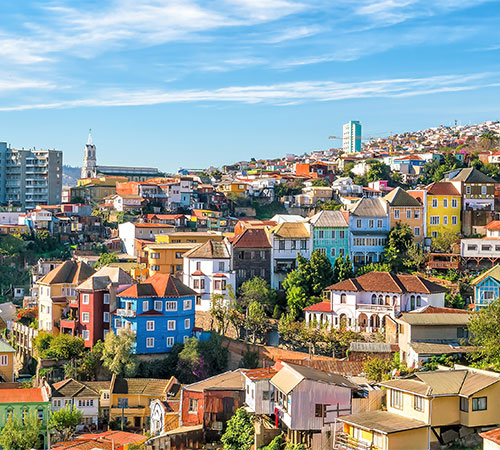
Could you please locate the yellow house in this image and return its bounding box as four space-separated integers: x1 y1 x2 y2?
155 231 224 245
217 181 248 195
425 182 461 239
0 341 16 382
109 376 177 431
37 260 95 334
143 243 200 276
337 366 500 450
71 176 128 203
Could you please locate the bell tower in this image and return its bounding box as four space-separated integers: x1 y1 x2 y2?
81 129 97 179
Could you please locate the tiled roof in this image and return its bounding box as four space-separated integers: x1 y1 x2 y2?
349 197 386 217
77 267 135 291
242 368 277 381
0 387 45 403
270 222 310 238
133 223 175 228
481 427 500 445
304 302 331 312
79 431 147 446
118 273 196 298
383 187 421 207
182 240 231 259
230 228 271 248
426 181 460 196
280 359 364 377
112 377 174 396
485 221 500 230
326 272 447 294
39 260 95 285
450 167 496 183
309 210 348 228
51 439 114 450
52 379 99 398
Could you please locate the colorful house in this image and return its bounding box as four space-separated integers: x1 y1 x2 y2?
309 210 349 265
470 265 500 311
425 182 461 239
142 243 199 277
113 273 196 354
52 431 148 450
0 341 16 382
383 187 424 243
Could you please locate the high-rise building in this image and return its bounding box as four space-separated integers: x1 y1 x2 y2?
0 142 62 209
343 120 362 153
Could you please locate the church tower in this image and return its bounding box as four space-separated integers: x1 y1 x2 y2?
81 129 97 179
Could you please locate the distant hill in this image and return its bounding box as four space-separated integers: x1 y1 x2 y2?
63 165 81 187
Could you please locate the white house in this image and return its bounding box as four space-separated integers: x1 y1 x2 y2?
118 222 175 256
242 368 277 416
182 239 236 311
51 379 100 428
461 220 500 265
111 194 143 212
305 272 447 332
268 222 312 290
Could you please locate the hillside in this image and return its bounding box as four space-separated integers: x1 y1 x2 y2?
63 165 81 187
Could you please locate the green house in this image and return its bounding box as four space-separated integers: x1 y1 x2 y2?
309 210 350 265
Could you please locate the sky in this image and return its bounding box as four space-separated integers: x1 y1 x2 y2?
1 1 500 172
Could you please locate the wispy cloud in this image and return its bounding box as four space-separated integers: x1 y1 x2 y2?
0 72 495 111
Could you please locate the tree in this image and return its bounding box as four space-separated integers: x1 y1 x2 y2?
311 178 330 187
210 294 229 335
34 332 85 360
221 407 254 450
384 223 414 271
356 262 391 276
363 357 393 382
468 300 500 370
239 277 276 314
49 406 83 442
0 412 42 450
366 162 391 183
101 330 137 377
95 252 119 269
431 231 459 253
284 282 308 320
247 301 268 343
239 347 259 369
332 255 354 283
0 234 25 257
308 250 334 295
65 340 104 380
278 314 302 349
404 243 426 271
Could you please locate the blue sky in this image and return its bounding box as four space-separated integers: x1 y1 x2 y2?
0 0 500 172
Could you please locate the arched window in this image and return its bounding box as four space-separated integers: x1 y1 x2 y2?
378 295 383 305
385 295 390 305
5 408 13 422
393 296 398 305
371 294 377 304
410 295 416 310
416 296 422 307
341 293 346 304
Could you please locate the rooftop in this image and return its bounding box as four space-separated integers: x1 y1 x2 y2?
308 210 348 228
270 222 310 238
182 240 231 259
185 370 245 393
112 377 174 396
38 260 95 286
118 273 196 298
339 410 427 434
383 187 422 207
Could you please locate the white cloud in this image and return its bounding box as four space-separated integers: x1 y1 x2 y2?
0 72 494 111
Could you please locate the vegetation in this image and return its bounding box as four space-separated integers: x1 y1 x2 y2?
95 252 119 269
34 332 85 360
356 262 391 276
49 406 83 442
239 347 259 369
101 330 137 377
468 300 500 371
239 277 277 315
431 231 460 253
332 255 354 283
221 407 254 450
247 301 269 343
0 412 42 450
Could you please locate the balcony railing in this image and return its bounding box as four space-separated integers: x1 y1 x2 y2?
116 309 136 317
357 304 393 312
334 433 376 450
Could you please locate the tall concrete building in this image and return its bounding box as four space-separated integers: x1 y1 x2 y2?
0 142 62 209
343 120 362 153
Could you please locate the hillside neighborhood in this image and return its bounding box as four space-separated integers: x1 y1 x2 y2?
3 122 500 450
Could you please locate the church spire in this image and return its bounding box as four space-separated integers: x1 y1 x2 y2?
87 128 93 145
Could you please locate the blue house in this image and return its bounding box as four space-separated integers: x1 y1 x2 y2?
309 210 349 265
113 273 197 354
348 197 390 268
471 265 500 311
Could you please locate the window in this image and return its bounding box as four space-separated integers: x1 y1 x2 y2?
196 261 201 271
443 216 448 225
103 312 109 322
189 398 199 413
118 397 128 408
104 294 110 304
147 321 155 331
150 252 160 259
318 230 324 239
167 337 174 347
317 248 326 255
484 291 495 300
185 318 191 329
184 299 192 310
482 245 492 252
146 337 155 348
371 294 377 304
414 395 424 411
406 209 411 219
82 330 90 340
0 355 8 366
82 294 90 305
339 230 345 239
443 199 448 208
214 280 227 290
356 219 362 228
263 390 270 400
431 231 438 238
279 240 285 250
452 198 458 208
143 300 149 311
339 248 345 257
175 252 183 259
82 312 90 323
414 227 420 236
466 186 471 195
314 404 329 418
414 210 420 219
416 295 421 307
482 185 487 195
394 209 400 219
377 220 383 228
218 262 225 271
300 240 307 250
340 293 346 304
472 397 487 411
115 318 122 328
168 320 176 330
452 216 458 225
154 300 163 311
430 216 440 225
331 248 335 257
194 279 199 289
460 397 468 412
390 390 402 409
37 409 44 420
368 219 374 228
165 301 177 311
432 199 438 208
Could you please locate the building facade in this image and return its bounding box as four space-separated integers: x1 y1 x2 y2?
425 182 461 238
343 121 362 153
383 187 424 243
309 210 349 265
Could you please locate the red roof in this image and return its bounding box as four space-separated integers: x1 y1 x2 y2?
78 431 147 446
0 387 45 403
230 228 271 248
191 270 205 276
134 223 175 228
213 273 227 278
481 428 500 445
426 181 460 196
395 154 424 161
242 368 277 381
485 221 500 230
304 302 331 312
406 305 469 314
118 273 196 298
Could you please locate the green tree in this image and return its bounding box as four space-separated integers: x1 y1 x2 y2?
277 314 302 349
0 234 25 257
247 301 268 343
239 347 259 369
65 340 104 380
210 294 229 334
0 412 42 450
239 277 276 314
49 406 83 442
468 300 500 370
383 223 414 271
366 162 391 183
431 231 459 253
356 262 391 276
404 243 426 271
35 332 84 360
101 330 137 377
311 178 330 187
363 357 393 382
332 255 354 283
221 407 254 450
95 252 119 269
308 250 334 295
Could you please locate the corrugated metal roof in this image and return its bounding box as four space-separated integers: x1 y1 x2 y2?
309 210 348 228
349 342 394 353
349 197 387 217
383 187 422 207
409 342 475 355
400 313 471 326
271 222 310 238
450 167 496 183
339 410 427 434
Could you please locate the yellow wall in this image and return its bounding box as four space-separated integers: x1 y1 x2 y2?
426 194 461 237
387 427 429 450
0 352 14 382
460 383 500 427
155 234 223 244
386 389 429 424
144 246 193 275
430 396 460 426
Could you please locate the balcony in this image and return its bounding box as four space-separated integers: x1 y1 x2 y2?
116 309 136 317
334 433 375 450
356 303 393 313
110 406 147 416
426 253 461 270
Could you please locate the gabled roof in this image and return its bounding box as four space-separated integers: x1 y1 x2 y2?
77 266 135 291
184 370 245 393
0 340 15 354
471 264 500 285
229 228 271 249
39 260 95 285
349 197 386 217
449 167 496 183
118 273 196 298
309 210 348 228
399 305 471 326
339 411 427 435
280 359 364 377
52 379 99 398
0 387 46 403
182 240 231 259
270 222 310 238
112 377 174 396
326 272 447 294
426 181 460 196
304 302 331 312
485 221 500 230
383 187 421 207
